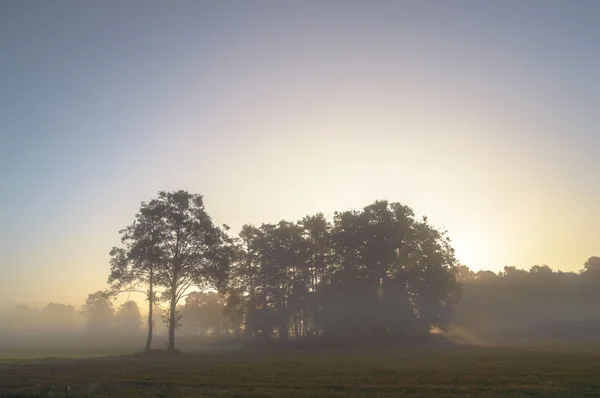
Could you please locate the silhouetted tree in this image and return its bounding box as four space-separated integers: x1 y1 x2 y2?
131 191 232 351
529 265 553 276
108 200 164 351
475 270 499 281
223 288 245 336
299 213 332 337
583 256 600 274
456 265 476 282
228 224 262 337
228 200 459 342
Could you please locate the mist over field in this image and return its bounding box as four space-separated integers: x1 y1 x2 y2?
2 256 600 358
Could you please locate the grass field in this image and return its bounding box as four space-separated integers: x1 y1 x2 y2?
1 340 600 397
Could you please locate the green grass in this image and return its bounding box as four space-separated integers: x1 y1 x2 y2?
2 342 600 397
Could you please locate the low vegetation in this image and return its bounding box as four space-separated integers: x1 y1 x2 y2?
2 340 600 397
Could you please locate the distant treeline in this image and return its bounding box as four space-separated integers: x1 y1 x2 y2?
0 300 156 336
452 259 600 344
1 291 250 338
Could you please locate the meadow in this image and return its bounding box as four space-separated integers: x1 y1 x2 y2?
1 338 600 397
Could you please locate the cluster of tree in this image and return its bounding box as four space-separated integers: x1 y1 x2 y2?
108 190 459 351
225 202 459 342
451 257 600 343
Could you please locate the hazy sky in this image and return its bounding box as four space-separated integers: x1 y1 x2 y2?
1 1 599 308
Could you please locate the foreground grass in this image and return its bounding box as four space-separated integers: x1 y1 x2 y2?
1 342 600 397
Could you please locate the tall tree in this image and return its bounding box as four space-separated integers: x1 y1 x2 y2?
583 256 600 274
299 213 332 337
231 225 262 336
405 216 459 334
108 201 164 351
139 190 232 350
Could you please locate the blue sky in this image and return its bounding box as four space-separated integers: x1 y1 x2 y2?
1 1 599 307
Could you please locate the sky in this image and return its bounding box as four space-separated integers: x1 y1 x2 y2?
1 0 599 308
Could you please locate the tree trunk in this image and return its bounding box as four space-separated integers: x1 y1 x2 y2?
293 312 299 340
314 299 320 338
144 270 154 352
279 308 289 342
168 288 177 351
304 313 309 337
280 322 289 341
247 241 256 337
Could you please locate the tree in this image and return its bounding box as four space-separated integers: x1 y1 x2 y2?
503 266 528 279
234 225 262 336
299 213 332 337
529 265 553 275
81 291 114 333
108 201 164 351
456 265 476 283
114 301 142 334
326 201 423 338
260 221 309 341
223 288 245 336
583 256 600 274
475 270 499 281
405 216 459 334
124 191 232 351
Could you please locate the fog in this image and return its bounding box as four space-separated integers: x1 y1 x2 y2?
2 259 600 358
448 262 600 345
0 301 163 357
